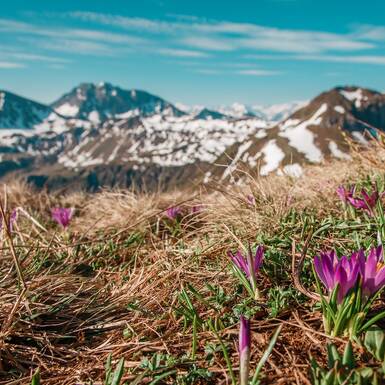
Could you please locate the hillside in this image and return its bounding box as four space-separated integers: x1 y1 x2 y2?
2 141 385 384
215 86 385 181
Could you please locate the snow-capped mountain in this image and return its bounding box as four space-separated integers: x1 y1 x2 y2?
52 82 185 122
215 101 305 121
0 83 383 191
216 86 385 181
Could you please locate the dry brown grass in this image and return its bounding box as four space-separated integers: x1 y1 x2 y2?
1 143 385 384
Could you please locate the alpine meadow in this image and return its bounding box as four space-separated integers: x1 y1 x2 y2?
2 1 385 384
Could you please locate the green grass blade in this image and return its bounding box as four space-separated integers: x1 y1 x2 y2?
251 324 282 385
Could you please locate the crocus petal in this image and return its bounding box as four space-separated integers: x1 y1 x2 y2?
335 264 348 303
374 267 385 293
336 186 347 201
314 255 330 289
239 316 251 354
228 250 249 277
366 248 378 279
321 252 336 290
253 246 264 272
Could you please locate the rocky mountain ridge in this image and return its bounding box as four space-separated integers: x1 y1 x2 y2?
0 83 383 191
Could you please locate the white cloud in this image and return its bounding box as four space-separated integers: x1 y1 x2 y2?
237 69 281 76
194 68 222 75
36 38 116 55
247 53 385 65
0 18 144 46
158 48 210 58
354 25 385 41
0 49 71 63
192 67 280 76
67 12 376 54
2 13 385 67
0 61 25 69
181 36 235 51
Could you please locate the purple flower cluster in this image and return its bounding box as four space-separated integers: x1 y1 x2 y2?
165 204 205 220
337 185 380 214
165 206 183 220
314 246 385 303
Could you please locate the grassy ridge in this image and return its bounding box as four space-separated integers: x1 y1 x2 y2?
2 142 385 384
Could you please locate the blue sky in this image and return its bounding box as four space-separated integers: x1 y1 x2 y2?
1 0 385 106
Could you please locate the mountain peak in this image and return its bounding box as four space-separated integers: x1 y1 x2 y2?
51 83 184 120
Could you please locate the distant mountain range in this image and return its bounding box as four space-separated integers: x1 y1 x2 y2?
0 82 383 191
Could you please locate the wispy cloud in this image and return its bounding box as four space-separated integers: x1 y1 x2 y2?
67 12 377 54
0 18 143 45
0 17 145 58
353 24 385 41
35 38 117 55
158 48 210 57
247 53 385 65
0 61 25 69
194 68 222 75
3 12 385 71
237 69 281 76
192 67 280 76
180 36 235 51
0 48 71 63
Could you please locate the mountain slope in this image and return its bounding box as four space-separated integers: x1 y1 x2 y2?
215 86 385 181
0 90 60 129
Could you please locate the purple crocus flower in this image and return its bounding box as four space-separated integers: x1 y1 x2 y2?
314 250 360 303
191 204 203 214
0 208 18 233
347 187 379 214
228 246 264 299
246 194 255 206
51 207 74 229
239 316 251 385
337 185 354 203
358 246 385 300
228 246 264 279
165 206 182 220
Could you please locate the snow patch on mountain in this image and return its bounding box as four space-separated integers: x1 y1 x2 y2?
328 141 351 160
334 106 345 114
55 103 79 117
340 88 368 108
260 140 285 176
0 93 5 111
215 101 306 121
279 103 327 162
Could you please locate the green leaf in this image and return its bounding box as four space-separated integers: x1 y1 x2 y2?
31 369 40 385
251 324 282 385
327 344 340 369
105 354 113 385
342 342 355 369
359 310 385 334
364 326 385 361
111 358 125 385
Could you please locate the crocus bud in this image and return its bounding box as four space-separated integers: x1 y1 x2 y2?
51 207 74 229
239 316 251 385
